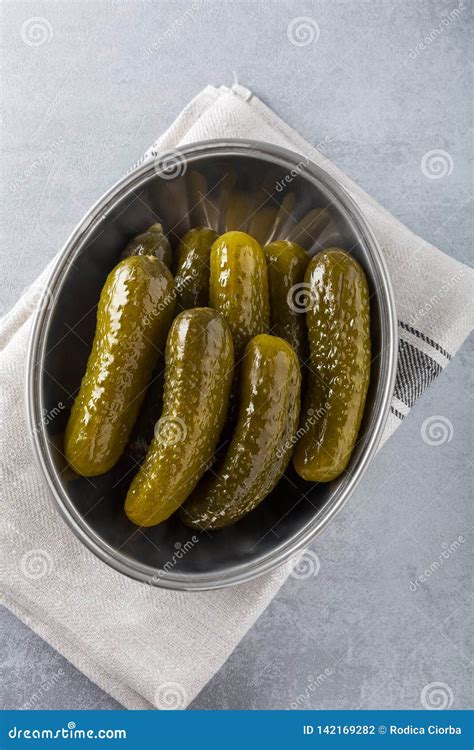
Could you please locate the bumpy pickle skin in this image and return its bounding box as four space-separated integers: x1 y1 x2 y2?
209 231 270 359
293 248 371 482
264 240 309 362
174 227 218 309
64 256 175 477
180 334 301 530
121 223 173 269
124 308 234 527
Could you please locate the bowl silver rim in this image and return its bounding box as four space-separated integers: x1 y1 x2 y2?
26 138 398 591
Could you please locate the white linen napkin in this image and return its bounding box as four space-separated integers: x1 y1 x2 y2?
1 85 472 711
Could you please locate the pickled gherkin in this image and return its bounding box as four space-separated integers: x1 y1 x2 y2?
64 256 175 476
264 239 309 362
181 334 301 530
125 308 234 527
174 227 218 308
209 231 270 359
121 222 172 269
293 248 371 482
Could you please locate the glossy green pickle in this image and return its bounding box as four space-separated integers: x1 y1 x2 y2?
264 239 309 362
293 248 371 482
174 227 218 309
64 256 175 476
181 334 301 530
125 308 234 527
210 231 270 359
121 222 173 269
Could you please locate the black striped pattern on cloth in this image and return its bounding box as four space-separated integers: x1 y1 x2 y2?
398 321 452 361
390 321 451 420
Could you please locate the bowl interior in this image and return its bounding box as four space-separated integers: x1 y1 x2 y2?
32 143 394 588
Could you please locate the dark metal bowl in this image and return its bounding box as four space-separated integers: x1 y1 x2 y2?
26 140 397 590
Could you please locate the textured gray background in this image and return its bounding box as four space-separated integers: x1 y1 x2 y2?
1 0 472 711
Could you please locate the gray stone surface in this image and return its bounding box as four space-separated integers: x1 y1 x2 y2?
1 0 472 711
